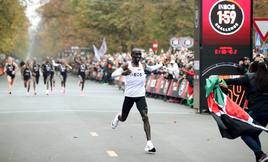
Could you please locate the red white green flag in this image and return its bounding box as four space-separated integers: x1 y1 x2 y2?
186 85 193 107
206 77 268 139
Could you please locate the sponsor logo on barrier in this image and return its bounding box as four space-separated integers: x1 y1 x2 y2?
146 77 151 86
178 80 186 96
178 79 189 99
163 80 169 94
173 82 178 91
150 80 157 88
160 81 165 89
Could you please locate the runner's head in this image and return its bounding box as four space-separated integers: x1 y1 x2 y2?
131 48 142 64
32 57 37 64
26 60 31 67
45 56 50 63
81 57 86 64
7 56 13 64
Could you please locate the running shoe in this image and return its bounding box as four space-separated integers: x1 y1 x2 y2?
61 87 65 94
259 154 268 162
111 113 120 129
80 92 85 96
45 90 49 95
144 141 156 153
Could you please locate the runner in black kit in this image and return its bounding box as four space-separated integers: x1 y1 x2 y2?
42 58 53 95
4 56 18 94
111 48 162 153
22 60 32 95
60 60 72 94
50 58 56 91
75 55 87 96
32 58 40 95
53 59 72 94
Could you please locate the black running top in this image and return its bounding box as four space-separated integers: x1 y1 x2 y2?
5 63 16 75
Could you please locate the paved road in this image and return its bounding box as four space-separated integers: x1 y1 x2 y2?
0 74 267 162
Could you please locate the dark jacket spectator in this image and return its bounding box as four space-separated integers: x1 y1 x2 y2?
225 62 268 161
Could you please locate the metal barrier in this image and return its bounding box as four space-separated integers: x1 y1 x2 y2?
145 74 192 101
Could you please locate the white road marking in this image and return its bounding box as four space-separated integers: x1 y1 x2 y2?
90 132 99 137
106 150 118 157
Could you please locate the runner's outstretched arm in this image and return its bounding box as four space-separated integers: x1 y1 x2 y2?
145 63 163 72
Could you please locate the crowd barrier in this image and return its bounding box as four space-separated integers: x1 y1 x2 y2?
88 71 194 106
145 74 191 100
87 71 248 109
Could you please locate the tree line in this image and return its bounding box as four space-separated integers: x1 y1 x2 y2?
36 0 194 56
35 0 268 57
0 0 267 58
0 0 28 57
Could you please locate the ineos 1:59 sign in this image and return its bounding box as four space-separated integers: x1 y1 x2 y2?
209 0 244 35
202 0 251 45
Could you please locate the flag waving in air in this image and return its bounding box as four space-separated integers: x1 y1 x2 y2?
98 38 107 57
93 44 100 61
205 77 268 139
93 38 108 61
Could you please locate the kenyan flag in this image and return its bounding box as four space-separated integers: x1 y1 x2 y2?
186 85 193 107
206 77 268 139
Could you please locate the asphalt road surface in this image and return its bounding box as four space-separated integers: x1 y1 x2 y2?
0 74 267 162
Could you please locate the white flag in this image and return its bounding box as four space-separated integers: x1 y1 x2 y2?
98 38 107 57
93 44 100 61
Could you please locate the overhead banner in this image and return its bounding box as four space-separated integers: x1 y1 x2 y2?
198 0 252 112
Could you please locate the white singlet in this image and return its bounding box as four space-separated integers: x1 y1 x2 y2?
124 62 146 97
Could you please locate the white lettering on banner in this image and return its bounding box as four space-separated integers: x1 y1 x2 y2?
150 80 157 87
178 80 186 96
215 23 239 32
160 81 164 89
173 82 178 91
164 81 169 93
147 78 151 85
218 4 235 10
